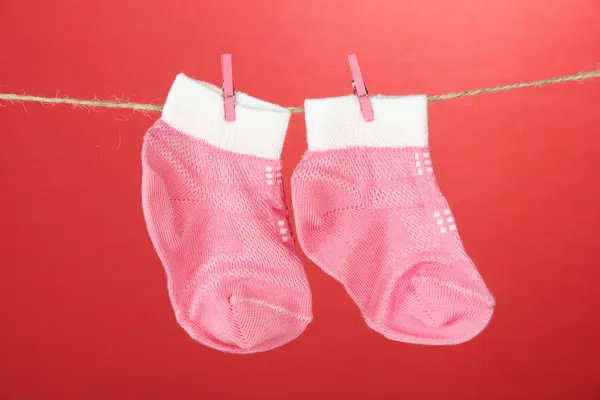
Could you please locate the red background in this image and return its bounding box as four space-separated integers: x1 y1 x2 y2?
1 1 600 399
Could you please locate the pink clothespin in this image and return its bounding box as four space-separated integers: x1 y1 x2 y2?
221 54 236 122
348 53 374 122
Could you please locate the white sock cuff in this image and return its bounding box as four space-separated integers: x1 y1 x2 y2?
161 74 291 159
304 94 429 151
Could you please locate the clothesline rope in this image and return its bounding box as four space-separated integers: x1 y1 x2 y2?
1 69 599 114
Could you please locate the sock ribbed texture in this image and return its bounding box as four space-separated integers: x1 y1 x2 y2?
142 74 312 354
292 94 494 345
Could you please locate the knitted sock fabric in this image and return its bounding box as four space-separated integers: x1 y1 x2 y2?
142 74 312 354
291 94 494 345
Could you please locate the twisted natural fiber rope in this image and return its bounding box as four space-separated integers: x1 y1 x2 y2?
1 70 599 113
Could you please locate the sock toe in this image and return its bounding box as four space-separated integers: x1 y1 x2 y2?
372 261 494 345
229 294 312 351
177 274 312 354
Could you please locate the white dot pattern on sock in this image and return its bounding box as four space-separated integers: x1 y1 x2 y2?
435 209 457 234
277 219 292 243
415 151 434 175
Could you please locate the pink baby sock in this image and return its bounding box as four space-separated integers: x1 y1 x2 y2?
292 94 495 345
142 74 312 353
